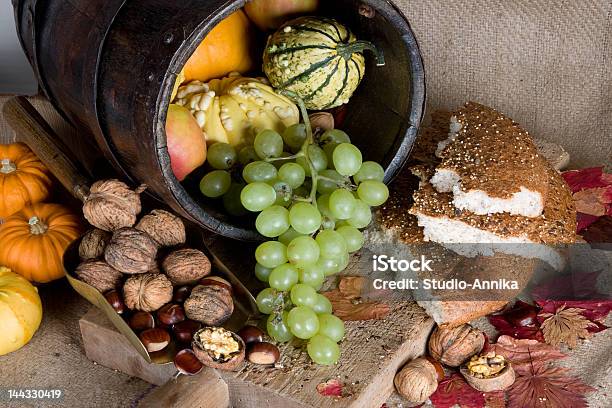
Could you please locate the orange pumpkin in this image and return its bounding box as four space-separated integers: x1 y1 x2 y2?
182 10 256 83
0 203 83 283
0 143 52 219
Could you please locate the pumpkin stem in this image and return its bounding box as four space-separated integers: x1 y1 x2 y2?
338 40 386 66
28 216 49 235
0 159 17 174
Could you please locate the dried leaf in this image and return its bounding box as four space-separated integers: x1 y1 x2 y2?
429 373 486 408
338 276 366 299
539 306 594 348
483 391 505 408
488 335 566 374
488 301 544 341
573 187 612 216
316 379 344 397
576 212 600 232
580 216 612 243
537 299 612 336
562 167 610 192
530 271 602 300
323 289 390 321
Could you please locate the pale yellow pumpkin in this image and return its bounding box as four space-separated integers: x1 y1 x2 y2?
0 266 43 356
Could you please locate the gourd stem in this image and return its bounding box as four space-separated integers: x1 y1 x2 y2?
0 158 17 174
338 40 386 66
28 216 49 235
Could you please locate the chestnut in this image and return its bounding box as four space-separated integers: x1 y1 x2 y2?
128 311 155 331
139 328 170 353
238 325 264 344
192 327 245 371
174 349 204 376
157 303 186 326
172 286 192 303
199 276 233 295
173 320 202 344
246 342 280 365
104 290 126 315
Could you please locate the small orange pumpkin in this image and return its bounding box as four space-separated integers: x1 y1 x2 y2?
0 203 83 283
0 143 52 219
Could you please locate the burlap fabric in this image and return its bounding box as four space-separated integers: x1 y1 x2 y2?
0 1 610 406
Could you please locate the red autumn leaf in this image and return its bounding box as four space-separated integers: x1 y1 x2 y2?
562 167 610 192
429 373 486 408
536 299 612 334
488 301 544 341
483 391 505 408
530 271 602 300
573 187 612 216
576 212 600 232
316 379 344 397
580 215 612 243
489 335 566 374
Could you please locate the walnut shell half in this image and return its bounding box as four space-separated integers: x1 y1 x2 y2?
428 324 485 367
83 179 145 231
460 357 515 392
105 228 158 274
184 284 233 326
79 229 111 260
162 248 211 285
192 327 245 371
394 357 442 404
136 209 186 247
75 259 123 293
123 273 173 312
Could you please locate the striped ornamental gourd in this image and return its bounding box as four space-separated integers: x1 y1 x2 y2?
263 16 384 110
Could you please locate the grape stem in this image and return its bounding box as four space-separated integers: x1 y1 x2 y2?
265 152 303 162
317 175 357 190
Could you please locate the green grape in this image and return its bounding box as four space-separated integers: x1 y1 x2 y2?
336 226 364 252
316 194 334 219
329 189 356 220
282 123 307 152
243 161 278 183
255 241 287 268
289 202 322 234
278 227 303 245
317 169 345 194
347 199 372 228
316 229 348 259
256 205 290 237
297 145 327 176
240 182 276 212
256 288 283 314
272 152 294 169
269 180 293 207
255 263 272 283
336 251 350 272
312 294 333 314
323 143 338 168
238 145 259 165
254 129 283 159
287 235 320 266
222 182 248 216
268 263 299 290
278 163 306 189
320 129 351 145
317 314 345 342
353 161 385 184
207 143 237 169
199 170 231 198
357 180 389 207
287 306 319 339
298 264 325 289
321 217 336 230
333 143 362 176
290 284 318 307
307 334 340 365
267 312 294 342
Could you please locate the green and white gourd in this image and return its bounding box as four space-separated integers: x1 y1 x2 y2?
263 16 385 110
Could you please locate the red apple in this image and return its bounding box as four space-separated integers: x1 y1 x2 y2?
244 0 319 31
165 104 207 181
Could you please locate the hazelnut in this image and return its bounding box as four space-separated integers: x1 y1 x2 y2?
104 290 126 314
192 327 245 371
75 259 123 293
184 284 234 326
82 179 145 232
199 276 233 295
162 249 211 285
128 311 156 331
172 286 192 303
79 229 111 260
174 349 204 376
238 325 264 344
139 328 170 353
157 303 186 326
428 324 485 367
136 209 186 247
173 320 202 344
394 357 442 404
247 342 280 365
105 228 158 274
123 273 173 312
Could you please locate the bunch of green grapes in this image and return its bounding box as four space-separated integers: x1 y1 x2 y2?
199 95 389 365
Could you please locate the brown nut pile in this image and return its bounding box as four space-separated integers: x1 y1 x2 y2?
79 229 111 260
136 209 186 247
162 248 211 285
105 228 158 274
428 324 485 367
184 283 234 326
192 327 245 371
82 179 145 231
75 259 123 293
123 273 173 312
394 357 443 404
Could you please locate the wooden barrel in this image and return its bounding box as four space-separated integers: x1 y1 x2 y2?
13 0 425 241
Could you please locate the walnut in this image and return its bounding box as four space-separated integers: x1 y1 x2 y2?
184 284 233 326
123 273 173 312
394 357 442 404
79 229 111 260
162 249 211 285
82 179 145 231
75 259 123 293
428 324 485 367
461 352 515 392
192 327 245 371
104 227 158 274
136 209 186 247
